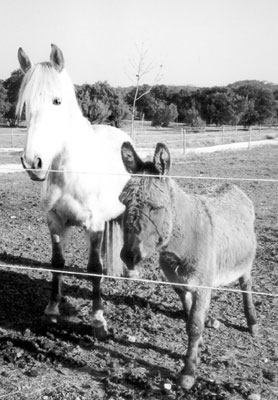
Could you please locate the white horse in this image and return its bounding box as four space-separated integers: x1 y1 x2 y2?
17 44 131 338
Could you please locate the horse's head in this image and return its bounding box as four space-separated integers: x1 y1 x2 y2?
119 142 173 272
17 44 78 181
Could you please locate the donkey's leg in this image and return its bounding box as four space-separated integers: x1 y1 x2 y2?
44 211 67 322
87 230 107 340
178 288 211 390
239 272 257 336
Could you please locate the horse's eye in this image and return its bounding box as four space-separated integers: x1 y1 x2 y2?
53 97 62 105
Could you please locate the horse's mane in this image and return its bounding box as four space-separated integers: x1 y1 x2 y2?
16 62 79 122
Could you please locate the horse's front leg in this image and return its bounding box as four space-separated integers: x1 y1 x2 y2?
44 210 68 322
178 288 211 390
87 230 108 340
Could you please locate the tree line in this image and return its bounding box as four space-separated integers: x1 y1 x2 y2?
1 69 278 128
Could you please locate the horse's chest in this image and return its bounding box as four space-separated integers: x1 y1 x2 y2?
52 194 93 229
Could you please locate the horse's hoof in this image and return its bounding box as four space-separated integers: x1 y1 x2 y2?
249 323 258 337
177 374 195 390
93 324 108 340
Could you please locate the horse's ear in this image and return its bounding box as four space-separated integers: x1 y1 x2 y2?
153 143 171 175
18 47 32 73
121 142 143 174
50 44 64 72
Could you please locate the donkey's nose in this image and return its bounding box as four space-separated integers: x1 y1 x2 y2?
120 246 142 268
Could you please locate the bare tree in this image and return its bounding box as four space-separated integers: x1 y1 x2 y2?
126 43 163 140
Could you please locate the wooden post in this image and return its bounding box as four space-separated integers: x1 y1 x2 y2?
248 126 252 150
11 127 14 148
182 128 186 155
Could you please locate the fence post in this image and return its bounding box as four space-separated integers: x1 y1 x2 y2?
182 128 186 155
11 127 14 148
248 126 252 150
222 126 224 143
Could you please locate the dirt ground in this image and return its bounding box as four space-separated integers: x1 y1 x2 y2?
0 145 277 399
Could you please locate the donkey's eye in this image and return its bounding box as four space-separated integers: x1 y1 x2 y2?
53 97 62 105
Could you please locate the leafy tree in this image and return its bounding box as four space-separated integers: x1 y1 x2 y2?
76 81 128 126
254 88 276 124
109 95 130 127
4 69 24 125
151 102 178 127
182 106 205 127
0 80 8 122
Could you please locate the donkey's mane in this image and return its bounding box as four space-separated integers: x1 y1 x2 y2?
121 174 172 208
17 62 78 121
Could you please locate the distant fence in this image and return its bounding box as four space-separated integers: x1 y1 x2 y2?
132 124 278 153
1 125 278 155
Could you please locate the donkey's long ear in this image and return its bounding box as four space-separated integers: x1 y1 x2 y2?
153 143 171 175
18 48 32 73
121 142 143 174
50 44 64 72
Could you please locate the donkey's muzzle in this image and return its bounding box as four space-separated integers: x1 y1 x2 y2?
120 246 142 269
21 155 46 181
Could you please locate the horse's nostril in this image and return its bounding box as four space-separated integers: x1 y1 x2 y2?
34 157 42 170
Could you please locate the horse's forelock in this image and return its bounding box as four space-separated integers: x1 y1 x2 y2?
16 62 65 120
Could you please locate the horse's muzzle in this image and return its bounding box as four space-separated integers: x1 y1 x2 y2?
21 156 47 181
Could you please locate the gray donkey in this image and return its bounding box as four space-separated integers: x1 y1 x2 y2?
119 141 257 390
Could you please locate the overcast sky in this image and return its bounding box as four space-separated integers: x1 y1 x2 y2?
2 0 278 87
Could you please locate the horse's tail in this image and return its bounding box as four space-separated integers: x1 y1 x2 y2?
101 216 125 277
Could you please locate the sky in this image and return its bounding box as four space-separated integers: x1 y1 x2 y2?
1 0 278 88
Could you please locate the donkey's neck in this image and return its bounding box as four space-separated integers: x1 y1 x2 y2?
163 181 203 260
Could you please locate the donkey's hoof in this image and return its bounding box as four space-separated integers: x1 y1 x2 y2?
249 323 258 337
93 324 108 340
177 374 195 390
43 313 60 324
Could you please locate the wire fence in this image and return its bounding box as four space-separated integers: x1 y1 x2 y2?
0 166 277 297
0 263 277 298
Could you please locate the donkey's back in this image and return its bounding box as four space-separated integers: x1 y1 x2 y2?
199 183 256 287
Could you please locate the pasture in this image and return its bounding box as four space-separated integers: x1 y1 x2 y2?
0 140 277 399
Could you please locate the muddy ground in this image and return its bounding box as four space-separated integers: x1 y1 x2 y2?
0 145 277 399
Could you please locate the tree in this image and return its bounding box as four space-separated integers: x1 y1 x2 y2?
4 69 24 126
151 102 178 127
125 85 157 120
126 43 163 138
182 106 205 127
76 81 129 126
0 80 8 122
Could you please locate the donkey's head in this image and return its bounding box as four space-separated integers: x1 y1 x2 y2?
119 142 173 272
17 44 78 181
